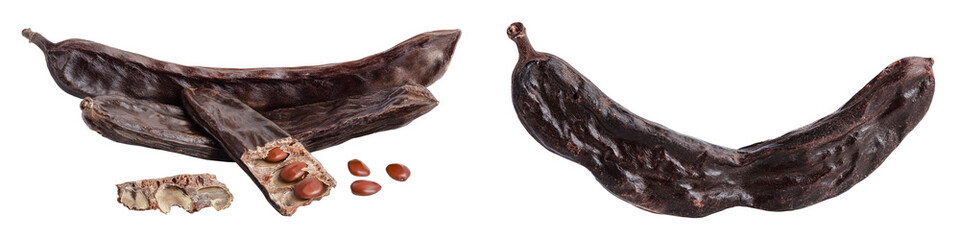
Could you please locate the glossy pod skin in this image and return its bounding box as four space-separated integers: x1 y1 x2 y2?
182 88 336 216
81 84 438 161
23 28 460 111
508 22 934 217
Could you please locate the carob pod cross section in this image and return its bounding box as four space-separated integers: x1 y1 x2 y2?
116 173 233 214
23 28 460 111
81 84 438 161
182 88 335 216
507 22 934 217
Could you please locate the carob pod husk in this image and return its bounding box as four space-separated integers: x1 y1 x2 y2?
507 22 934 217
181 88 336 216
80 85 438 161
22 28 460 111
116 173 233 214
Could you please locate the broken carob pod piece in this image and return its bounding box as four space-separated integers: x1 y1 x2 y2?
508 22 934 217
116 173 233 214
181 88 336 216
81 85 438 161
23 28 460 111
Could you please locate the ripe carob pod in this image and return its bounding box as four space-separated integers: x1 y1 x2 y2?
116 173 233 214
507 22 934 217
181 88 336 216
81 84 438 161
22 28 460 111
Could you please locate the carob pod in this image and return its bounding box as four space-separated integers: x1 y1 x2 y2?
22 28 460 111
81 85 438 161
507 22 934 217
116 173 233 214
181 88 336 216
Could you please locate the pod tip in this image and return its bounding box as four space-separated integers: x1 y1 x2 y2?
507 22 525 40
22 28 34 39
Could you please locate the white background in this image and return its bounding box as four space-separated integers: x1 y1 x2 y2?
1 0 957 239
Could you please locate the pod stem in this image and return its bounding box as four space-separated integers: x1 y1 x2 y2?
507 22 542 62
22 28 53 52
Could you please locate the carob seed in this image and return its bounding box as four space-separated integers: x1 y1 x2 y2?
265 148 288 162
348 159 370 176
295 178 326 199
386 163 410 182
280 162 308 182
351 180 382 196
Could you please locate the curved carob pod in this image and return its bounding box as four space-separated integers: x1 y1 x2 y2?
507 22 934 217
81 85 438 161
23 28 459 111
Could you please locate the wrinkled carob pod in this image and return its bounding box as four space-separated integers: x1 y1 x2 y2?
508 22 934 217
23 28 460 111
81 85 438 161
182 88 336 216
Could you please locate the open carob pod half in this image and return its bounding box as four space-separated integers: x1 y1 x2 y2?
81 84 438 161
182 88 336 216
508 22 934 217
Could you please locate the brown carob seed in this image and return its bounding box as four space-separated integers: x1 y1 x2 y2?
508 22 935 217
23 28 460 111
351 180 382 196
280 162 309 182
182 88 336 216
386 163 410 182
294 178 326 199
265 148 288 162
348 159 371 177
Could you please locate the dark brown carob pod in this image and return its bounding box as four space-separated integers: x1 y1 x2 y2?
181 88 336 216
508 22 934 217
80 85 438 161
23 28 459 111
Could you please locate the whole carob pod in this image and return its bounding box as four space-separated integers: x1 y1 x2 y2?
22 28 460 111
182 88 336 216
507 22 934 217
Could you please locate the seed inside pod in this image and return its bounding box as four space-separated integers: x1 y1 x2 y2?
265 147 288 162
280 162 308 182
294 178 325 199
351 180 382 196
348 159 370 176
386 163 410 181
